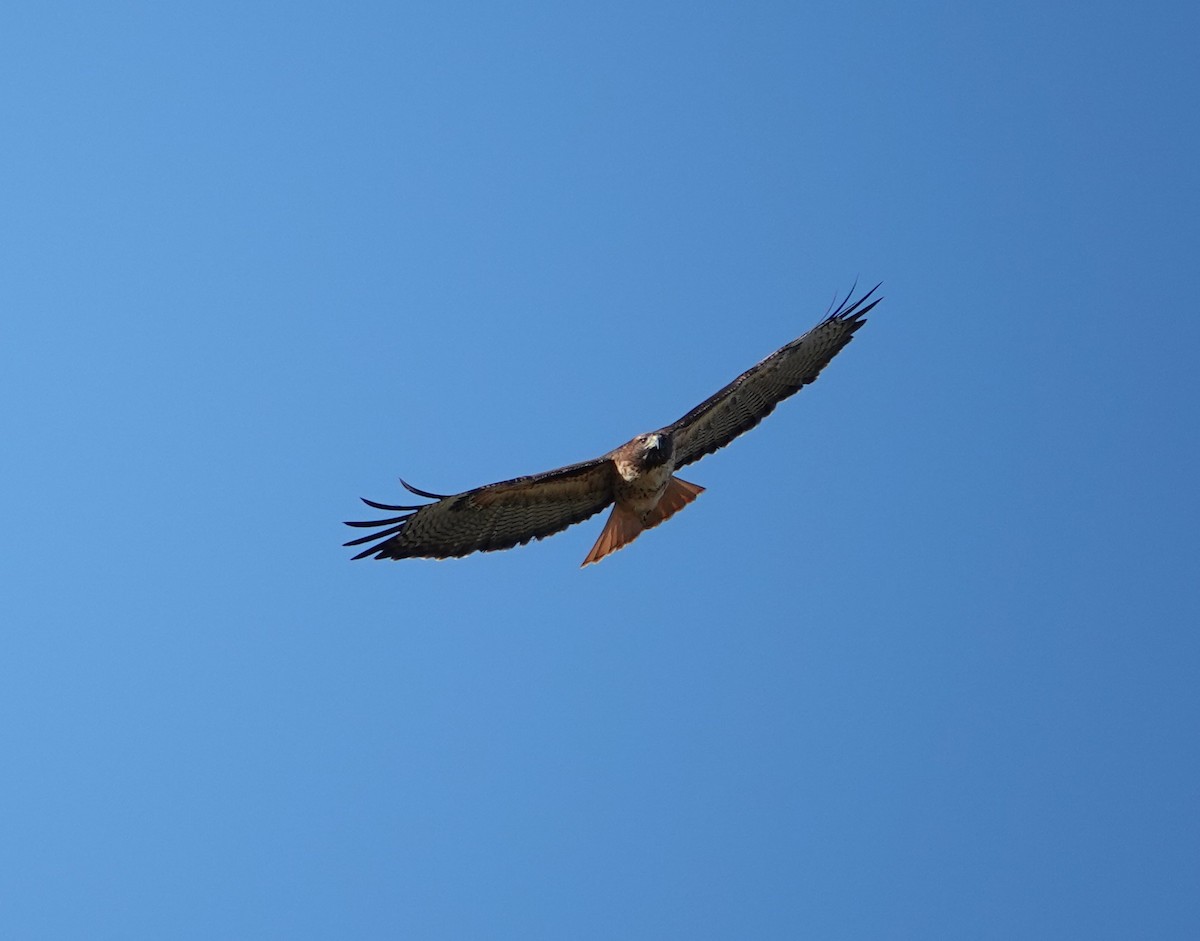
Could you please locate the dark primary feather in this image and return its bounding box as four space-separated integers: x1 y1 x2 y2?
667 283 881 468
344 458 616 560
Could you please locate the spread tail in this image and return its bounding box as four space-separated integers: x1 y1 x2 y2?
580 476 704 567
642 475 704 530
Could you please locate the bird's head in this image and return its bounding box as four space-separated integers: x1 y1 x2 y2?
636 431 673 468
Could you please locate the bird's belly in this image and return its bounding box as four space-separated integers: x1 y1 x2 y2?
615 463 674 517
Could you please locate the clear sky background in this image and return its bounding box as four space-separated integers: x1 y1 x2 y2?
3 2 1197 938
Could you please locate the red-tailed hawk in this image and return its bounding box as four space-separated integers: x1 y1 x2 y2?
345 284 881 567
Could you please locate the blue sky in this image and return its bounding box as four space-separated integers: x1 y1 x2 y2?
3 1 1198 937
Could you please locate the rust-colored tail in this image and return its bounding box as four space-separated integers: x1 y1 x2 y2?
580 476 705 567
643 476 704 530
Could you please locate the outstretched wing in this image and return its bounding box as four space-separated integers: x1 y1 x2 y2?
666 284 881 468
344 458 616 561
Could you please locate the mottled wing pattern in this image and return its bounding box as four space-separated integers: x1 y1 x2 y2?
344 459 616 560
667 284 881 469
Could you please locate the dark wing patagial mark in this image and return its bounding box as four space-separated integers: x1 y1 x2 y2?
344 458 617 561
666 283 881 468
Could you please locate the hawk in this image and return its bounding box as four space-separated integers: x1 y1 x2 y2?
345 284 880 567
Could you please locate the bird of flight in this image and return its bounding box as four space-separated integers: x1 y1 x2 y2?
345 284 881 567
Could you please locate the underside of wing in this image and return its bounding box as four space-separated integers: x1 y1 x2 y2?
344 458 617 561
667 283 881 468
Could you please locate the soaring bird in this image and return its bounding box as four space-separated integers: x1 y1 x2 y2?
345 284 880 567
